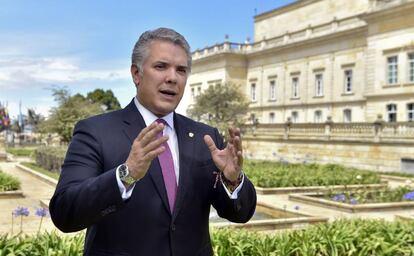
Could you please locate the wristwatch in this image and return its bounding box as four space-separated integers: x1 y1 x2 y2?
117 163 137 186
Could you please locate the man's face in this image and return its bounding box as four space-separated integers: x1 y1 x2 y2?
131 40 189 117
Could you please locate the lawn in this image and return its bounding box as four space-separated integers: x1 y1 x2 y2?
5 147 35 157
20 162 60 180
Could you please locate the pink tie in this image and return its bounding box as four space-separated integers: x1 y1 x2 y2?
156 119 177 213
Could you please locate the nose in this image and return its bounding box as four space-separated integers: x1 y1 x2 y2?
165 68 177 84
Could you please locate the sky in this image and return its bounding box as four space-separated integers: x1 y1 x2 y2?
0 0 295 119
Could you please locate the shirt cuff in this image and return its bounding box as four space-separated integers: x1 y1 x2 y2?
115 166 135 200
221 172 245 199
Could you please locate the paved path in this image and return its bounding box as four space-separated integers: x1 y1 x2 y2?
0 161 60 235
1 153 412 235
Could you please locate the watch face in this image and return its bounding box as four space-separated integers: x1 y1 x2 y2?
119 164 128 178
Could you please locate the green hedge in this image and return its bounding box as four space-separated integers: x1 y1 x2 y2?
244 160 381 188
1 219 413 255
0 169 20 191
34 146 67 173
212 219 414 256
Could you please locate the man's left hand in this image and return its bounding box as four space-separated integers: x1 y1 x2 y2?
204 127 243 182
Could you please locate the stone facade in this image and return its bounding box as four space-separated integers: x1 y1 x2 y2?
184 0 414 124
184 0 414 172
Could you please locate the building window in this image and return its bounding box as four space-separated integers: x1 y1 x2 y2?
191 88 195 99
269 112 275 123
315 74 323 96
269 80 276 100
291 77 299 98
386 104 397 122
197 86 201 95
409 53 414 83
314 110 323 123
387 56 398 84
408 103 414 122
250 83 256 102
291 111 299 123
343 109 352 123
344 70 353 93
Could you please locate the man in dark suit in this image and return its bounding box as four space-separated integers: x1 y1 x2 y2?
49 27 256 256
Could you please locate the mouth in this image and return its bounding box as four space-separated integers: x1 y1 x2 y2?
159 89 177 97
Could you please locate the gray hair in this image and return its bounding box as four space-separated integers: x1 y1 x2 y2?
131 28 192 75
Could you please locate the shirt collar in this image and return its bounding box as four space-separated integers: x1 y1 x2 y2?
133 97 174 129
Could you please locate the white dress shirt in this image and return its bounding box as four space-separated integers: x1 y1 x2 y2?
116 97 244 200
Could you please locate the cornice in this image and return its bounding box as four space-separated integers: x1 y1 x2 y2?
247 26 367 59
361 1 414 22
254 0 321 23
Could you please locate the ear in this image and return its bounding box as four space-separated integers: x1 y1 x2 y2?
131 64 141 86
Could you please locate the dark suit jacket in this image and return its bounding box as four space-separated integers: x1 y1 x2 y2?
49 99 256 256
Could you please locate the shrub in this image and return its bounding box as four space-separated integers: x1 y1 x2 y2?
0 170 20 191
243 160 381 188
34 146 67 173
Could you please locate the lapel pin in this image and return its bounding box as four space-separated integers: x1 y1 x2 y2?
189 132 194 138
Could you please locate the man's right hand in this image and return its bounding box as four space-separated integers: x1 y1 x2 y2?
125 122 168 180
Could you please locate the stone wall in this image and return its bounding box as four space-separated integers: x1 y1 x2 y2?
243 121 414 173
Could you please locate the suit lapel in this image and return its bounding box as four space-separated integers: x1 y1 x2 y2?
172 114 195 220
122 99 170 214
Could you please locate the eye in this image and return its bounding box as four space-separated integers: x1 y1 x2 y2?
177 67 187 75
154 63 166 69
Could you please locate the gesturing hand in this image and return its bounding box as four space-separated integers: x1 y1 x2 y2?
204 127 243 182
126 122 168 180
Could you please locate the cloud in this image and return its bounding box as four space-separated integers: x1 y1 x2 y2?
0 56 130 90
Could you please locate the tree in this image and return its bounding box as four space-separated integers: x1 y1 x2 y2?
27 108 44 132
188 82 249 134
39 88 103 143
86 89 121 111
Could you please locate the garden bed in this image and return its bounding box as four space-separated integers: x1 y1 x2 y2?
255 183 387 195
16 164 58 186
395 213 414 222
211 202 328 231
3 219 411 255
244 160 382 188
0 190 24 199
289 187 414 213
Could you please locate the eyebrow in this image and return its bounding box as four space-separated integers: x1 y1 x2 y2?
154 61 188 70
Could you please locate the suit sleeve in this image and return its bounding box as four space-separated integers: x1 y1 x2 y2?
49 119 125 232
210 128 257 223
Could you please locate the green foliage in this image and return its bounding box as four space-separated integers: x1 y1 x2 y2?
211 219 414 256
0 170 20 191
244 160 381 188
34 146 67 173
5 147 35 157
86 88 121 111
0 231 84 255
327 186 414 204
21 162 60 180
188 82 249 134
38 88 103 143
1 220 412 255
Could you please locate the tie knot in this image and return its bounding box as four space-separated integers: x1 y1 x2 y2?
156 119 167 125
